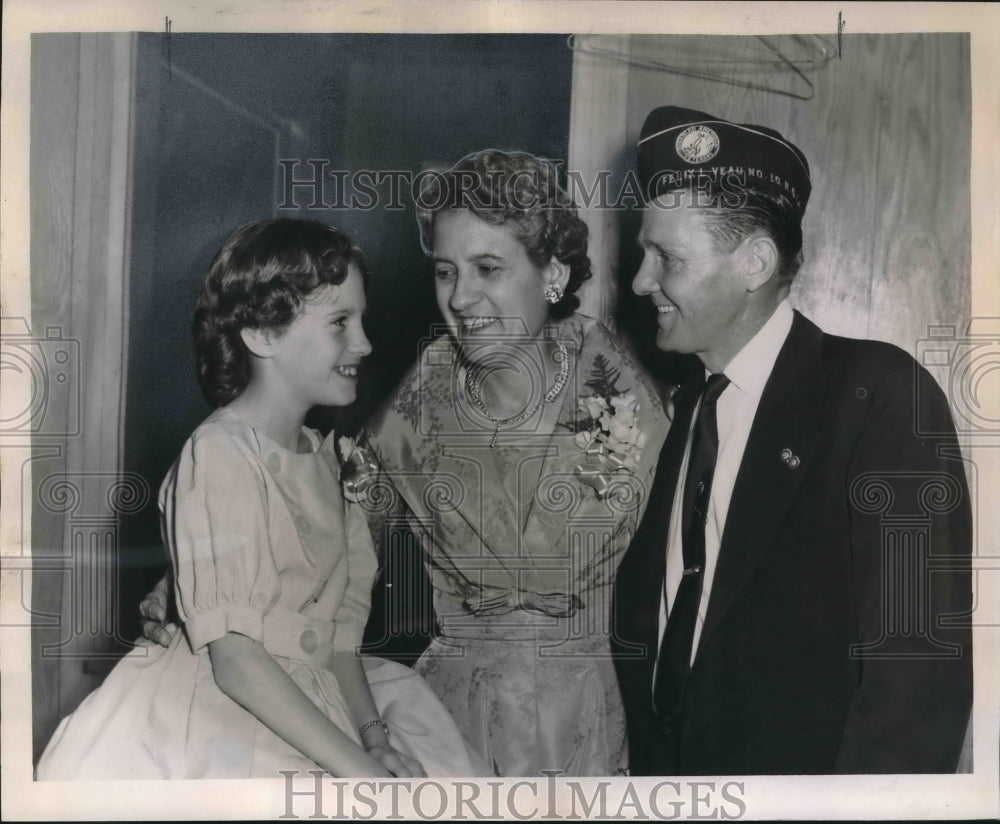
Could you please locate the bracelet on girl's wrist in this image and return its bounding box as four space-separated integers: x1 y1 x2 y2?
358 718 389 744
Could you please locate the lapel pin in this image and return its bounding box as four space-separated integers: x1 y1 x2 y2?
779 448 801 469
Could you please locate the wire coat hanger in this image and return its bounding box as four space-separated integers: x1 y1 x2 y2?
567 34 836 101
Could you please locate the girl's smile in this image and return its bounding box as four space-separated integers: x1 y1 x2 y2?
267 267 372 409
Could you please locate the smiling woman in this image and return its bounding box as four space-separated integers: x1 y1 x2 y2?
358 150 672 776
417 151 593 429
429 209 566 425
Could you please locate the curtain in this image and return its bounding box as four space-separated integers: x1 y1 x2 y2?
27 32 140 764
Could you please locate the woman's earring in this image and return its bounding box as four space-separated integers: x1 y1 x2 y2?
544 282 565 304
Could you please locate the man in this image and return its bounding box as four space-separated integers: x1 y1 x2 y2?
611 106 972 775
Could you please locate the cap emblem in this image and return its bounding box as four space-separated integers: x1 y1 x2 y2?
675 125 720 164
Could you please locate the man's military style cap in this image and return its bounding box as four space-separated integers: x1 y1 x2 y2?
637 105 811 217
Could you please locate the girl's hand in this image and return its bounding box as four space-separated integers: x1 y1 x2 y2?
138 573 178 647
366 744 426 778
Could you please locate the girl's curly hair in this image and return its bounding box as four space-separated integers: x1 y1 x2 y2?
415 149 591 319
193 218 366 407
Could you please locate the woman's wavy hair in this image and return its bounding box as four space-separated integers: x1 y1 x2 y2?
415 149 591 319
193 218 366 407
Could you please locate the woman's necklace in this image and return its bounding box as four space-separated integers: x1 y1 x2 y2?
465 340 569 447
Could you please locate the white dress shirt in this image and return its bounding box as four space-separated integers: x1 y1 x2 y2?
657 299 795 666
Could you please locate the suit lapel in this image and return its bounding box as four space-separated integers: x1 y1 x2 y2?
699 313 825 647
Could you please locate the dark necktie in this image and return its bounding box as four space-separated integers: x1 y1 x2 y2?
653 372 730 735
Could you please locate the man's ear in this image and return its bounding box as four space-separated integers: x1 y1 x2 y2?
543 258 571 293
239 326 276 358
741 232 780 293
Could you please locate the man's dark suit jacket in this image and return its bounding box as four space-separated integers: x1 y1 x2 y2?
612 311 972 774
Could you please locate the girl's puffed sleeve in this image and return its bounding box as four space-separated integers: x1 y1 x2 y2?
159 426 280 652
330 499 380 653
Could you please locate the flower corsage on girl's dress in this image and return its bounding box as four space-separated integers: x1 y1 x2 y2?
566 354 648 500
338 436 381 505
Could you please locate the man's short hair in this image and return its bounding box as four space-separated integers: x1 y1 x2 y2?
697 185 804 285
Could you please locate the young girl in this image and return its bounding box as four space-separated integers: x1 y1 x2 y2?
36 219 484 780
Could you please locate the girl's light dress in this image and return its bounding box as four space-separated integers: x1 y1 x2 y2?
37 408 485 779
